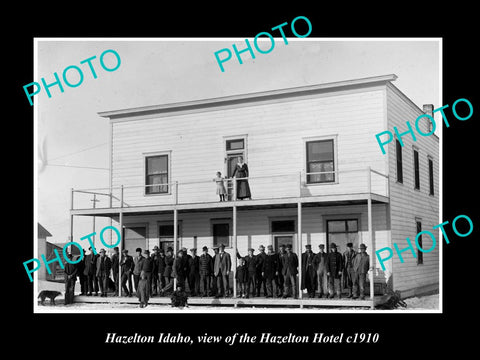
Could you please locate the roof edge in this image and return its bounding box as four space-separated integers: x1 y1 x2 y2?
98 74 398 119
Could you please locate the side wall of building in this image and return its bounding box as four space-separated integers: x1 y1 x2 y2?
385 84 440 295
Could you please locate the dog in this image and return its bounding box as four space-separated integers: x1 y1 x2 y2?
38 290 62 305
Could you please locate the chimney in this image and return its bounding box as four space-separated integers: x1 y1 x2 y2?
423 104 434 132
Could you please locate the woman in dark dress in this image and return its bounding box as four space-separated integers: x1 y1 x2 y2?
231 156 251 200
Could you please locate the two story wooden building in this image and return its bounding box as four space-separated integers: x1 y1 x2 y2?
70 74 439 308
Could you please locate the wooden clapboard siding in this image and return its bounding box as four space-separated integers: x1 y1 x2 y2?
385 83 440 292
111 87 388 206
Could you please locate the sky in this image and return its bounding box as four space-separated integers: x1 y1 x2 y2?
35 38 441 248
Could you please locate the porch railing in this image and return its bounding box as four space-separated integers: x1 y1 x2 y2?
70 167 389 211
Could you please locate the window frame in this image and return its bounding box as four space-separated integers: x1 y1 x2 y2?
396 139 403 184
269 217 297 253
428 156 434 196
416 219 424 265
143 151 171 196
303 135 338 186
413 147 420 190
211 218 232 248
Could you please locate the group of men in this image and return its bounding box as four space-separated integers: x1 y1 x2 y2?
65 241 371 303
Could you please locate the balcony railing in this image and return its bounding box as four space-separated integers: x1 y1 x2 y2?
70 167 389 211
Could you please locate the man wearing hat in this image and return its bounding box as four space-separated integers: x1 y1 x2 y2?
276 244 286 297
214 244 231 297
237 248 257 298
188 248 200 296
262 245 279 298
326 243 343 299
343 242 357 298
120 249 134 297
111 246 120 296
64 253 78 305
301 244 317 298
151 246 160 296
199 246 213 296
155 248 166 294
159 247 174 295
313 244 328 298
96 249 112 297
133 248 145 295
256 245 267 297
83 247 99 296
211 246 220 296
352 243 371 300
282 244 299 299
141 249 154 297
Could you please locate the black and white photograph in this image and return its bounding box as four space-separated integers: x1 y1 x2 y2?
33 38 441 313
12 8 478 355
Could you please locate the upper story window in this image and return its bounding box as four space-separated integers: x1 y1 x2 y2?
428 157 434 195
306 139 335 184
396 139 403 183
413 148 420 190
145 154 169 194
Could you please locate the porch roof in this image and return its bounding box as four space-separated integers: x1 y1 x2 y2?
70 192 389 217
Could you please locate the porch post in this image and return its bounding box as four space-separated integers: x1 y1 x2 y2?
297 201 302 302
173 207 178 290
69 188 74 243
367 167 374 309
119 185 124 296
233 204 237 299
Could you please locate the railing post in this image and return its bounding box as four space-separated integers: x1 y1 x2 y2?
173 208 178 290
119 185 124 296
233 204 237 299
367 166 372 194
175 181 179 205
298 201 302 303
233 178 237 202
298 171 302 198
70 188 74 211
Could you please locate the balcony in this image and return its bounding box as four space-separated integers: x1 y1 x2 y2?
70 167 389 216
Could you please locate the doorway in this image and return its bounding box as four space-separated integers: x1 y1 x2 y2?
225 137 247 201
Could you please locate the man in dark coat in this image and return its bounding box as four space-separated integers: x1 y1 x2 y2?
96 249 112 297
262 245 279 298
141 249 154 297
151 246 160 296
111 246 120 296
282 244 299 299
199 246 213 296
236 257 248 298
133 248 145 294
173 250 187 289
313 244 328 298
160 247 174 295
276 244 286 297
76 248 86 295
343 242 356 298
301 244 317 298
83 247 98 296
326 243 343 298
237 248 257 298
156 248 166 293
120 249 134 296
211 246 219 296
352 243 371 300
256 245 267 297
214 244 231 297
188 248 200 296
64 253 78 305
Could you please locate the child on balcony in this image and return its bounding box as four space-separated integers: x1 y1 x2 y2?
213 171 227 201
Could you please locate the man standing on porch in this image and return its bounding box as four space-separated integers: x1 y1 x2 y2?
326 243 343 299
133 248 145 295
276 244 286 297
343 243 356 298
214 244 231 298
282 244 299 299
352 243 371 300
313 244 327 298
301 244 317 298
256 245 267 297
